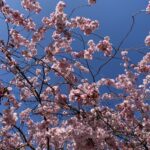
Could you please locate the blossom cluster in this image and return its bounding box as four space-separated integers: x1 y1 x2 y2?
97 36 112 56
88 0 96 5
70 16 99 35
2 5 36 30
51 58 77 84
145 33 150 46
136 52 150 73
21 0 42 13
146 0 150 13
72 37 112 59
10 29 30 48
10 29 37 59
69 80 99 105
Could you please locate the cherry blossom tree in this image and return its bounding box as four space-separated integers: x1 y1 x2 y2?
0 0 149 149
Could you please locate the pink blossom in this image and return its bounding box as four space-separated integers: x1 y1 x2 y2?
36 68 41 75
74 61 89 72
146 1 150 13
56 1 66 13
71 17 99 35
10 29 29 48
136 52 150 73
145 33 150 46
21 0 42 13
2 5 36 30
97 36 112 56
88 0 96 5
2 107 18 126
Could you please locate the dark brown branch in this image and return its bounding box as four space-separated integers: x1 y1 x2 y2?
13 125 35 150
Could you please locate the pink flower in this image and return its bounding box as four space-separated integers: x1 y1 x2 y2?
145 33 150 46
74 61 89 72
56 1 66 13
88 0 96 5
36 69 41 75
71 17 99 35
136 52 150 73
2 5 36 30
97 36 112 56
2 108 18 125
21 0 42 13
10 29 29 48
146 1 150 13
